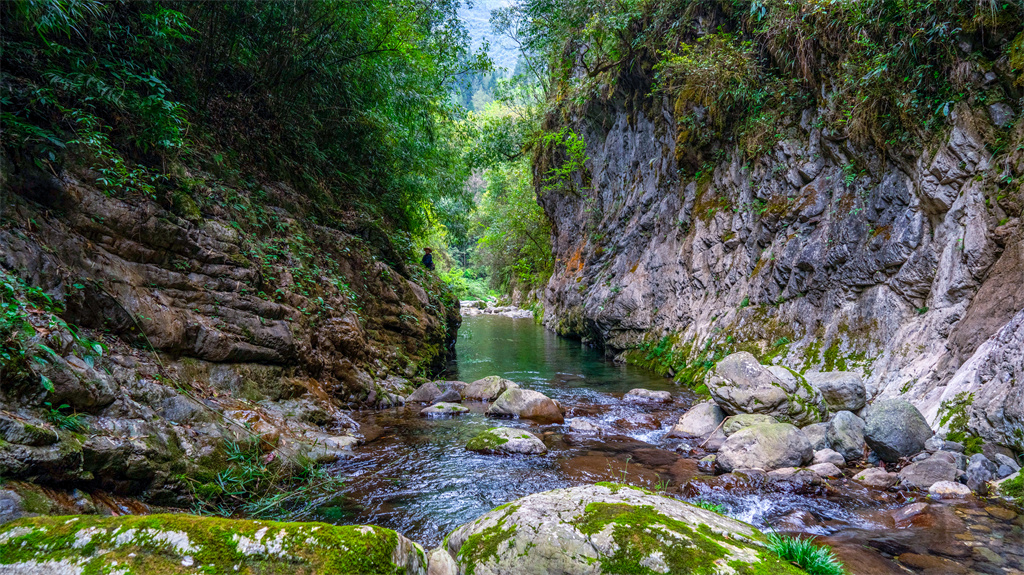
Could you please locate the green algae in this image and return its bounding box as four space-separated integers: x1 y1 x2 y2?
466 428 511 452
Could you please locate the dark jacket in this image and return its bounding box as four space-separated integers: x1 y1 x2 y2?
421 252 434 270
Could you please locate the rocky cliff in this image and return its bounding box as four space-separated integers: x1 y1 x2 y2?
539 98 1024 452
0 164 459 503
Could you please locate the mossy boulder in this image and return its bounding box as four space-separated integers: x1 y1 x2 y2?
0 513 427 574
420 402 470 418
465 427 546 455
708 353 825 427
433 483 805 575
463 377 518 401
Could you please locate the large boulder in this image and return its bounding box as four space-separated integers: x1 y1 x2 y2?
898 452 958 489
828 410 866 461
863 400 934 462
804 371 866 412
436 484 806 575
486 388 563 424
0 514 427 574
407 380 467 404
463 376 518 401
466 427 546 455
665 402 724 438
708 353 825 426
717 423 813 472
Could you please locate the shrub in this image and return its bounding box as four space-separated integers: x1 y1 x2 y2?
765 532 846 575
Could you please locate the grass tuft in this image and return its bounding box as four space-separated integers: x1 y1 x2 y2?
690 499 727 514
765 532 845 575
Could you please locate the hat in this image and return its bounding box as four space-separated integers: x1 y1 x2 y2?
424 247 432 253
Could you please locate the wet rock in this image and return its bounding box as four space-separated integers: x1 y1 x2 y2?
427 546 457 575
722 413 778 436
0 514 427 574
487 388 564 424
929 480 972 498
768 467 822 486
434 389 463 404
854 467 899 488
708 353 825 426
665 402 724 438
965 454 999 492
567 418 603 434
899 552 968 574
891 502 930 523
828 410 866 462
984 505 1017 520
863 399 933 463
813 449 846 467
624 388 672 402
0 415 59 446
465 427 546 455
809 462 843 477
406 381 444 403
407 380 466 404
282 432 358 464
439 483 808 575
463 376 518 401
898 452 958 489
717 423 813 472
805 371 866 412
420 402 470 418
802 422 831 451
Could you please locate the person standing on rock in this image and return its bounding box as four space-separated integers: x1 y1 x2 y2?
421 247 435 270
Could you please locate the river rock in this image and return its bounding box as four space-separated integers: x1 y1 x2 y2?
0 513 427 574
802 422 831 451
717 423 812 472
827 410 866 461
994 453 1021 476
708 352 825 426
929 480 973 498
666 402 724 438
567 418 603 434
624 388 672 402
898 452 958 489
434 389 463 403
854 467 899 488
407 380 467 404
804 371 866 412
407 381 443 403
813 449 846 467
463 376 518 401
0 415 59 447
486 388 563 424
808 462 843 477
421 402 470 418
863 399 933 462
723 414 778 436
466 427 547 455
437 483 808 575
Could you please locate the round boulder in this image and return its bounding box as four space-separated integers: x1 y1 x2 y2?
863 400 934 463
716 423 813 472
486 388 563 424
463 376 518 401
804 371 866 412
665 402 724 438
897 452 958 489
828 410 866 462
708 353 825 426
437 483 807 575
723 414 778 436
466 427 547 455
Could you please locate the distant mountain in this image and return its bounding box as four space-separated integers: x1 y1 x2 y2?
459 0 518 73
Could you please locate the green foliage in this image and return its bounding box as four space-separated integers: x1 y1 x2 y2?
42 402 88 433
1000 471 1023 506
186 440 345 520
939 391 983 455
690 499 726 514
540 126 588 194
765 533 846 575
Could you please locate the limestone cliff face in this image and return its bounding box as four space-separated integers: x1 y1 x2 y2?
539 101 1024 451
0 167 459 500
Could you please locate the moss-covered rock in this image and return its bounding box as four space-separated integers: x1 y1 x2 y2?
0 513 427 574
435 483 806 575
465 427 546 455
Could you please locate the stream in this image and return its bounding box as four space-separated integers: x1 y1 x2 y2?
324 314 1023 574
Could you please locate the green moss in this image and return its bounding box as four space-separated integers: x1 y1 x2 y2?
822 342 845 371
576 502 804 575
456 505 518 575
1000 472 1023 506
0 513 416 574
466 428 511 452
16 488 53 515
